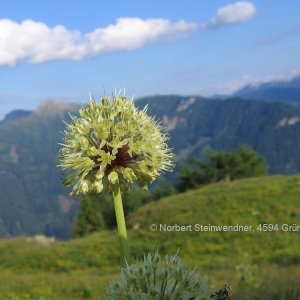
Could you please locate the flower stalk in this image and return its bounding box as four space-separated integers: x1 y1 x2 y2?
111 178 129 264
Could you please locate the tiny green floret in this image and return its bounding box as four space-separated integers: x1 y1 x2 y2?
58 95 175 196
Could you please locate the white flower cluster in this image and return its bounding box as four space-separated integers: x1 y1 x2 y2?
59 96 174 195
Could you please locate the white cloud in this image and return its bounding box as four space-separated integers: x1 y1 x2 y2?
0 18 197 66
0 2 257 66
204 1 256 29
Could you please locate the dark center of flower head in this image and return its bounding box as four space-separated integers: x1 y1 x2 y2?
108 145 134 169
90 144 138 170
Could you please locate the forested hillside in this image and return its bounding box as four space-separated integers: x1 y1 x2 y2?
1 96 300 238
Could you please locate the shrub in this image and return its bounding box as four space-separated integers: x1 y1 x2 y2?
178 145 267 192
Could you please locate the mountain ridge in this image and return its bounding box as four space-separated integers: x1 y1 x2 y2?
234 75 300 103
1 95 300 238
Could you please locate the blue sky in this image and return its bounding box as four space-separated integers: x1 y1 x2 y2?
0 0 300 119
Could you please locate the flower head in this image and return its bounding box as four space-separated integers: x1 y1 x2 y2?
59 95 174 195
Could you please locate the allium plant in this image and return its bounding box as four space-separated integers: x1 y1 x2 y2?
58 95 174 264
108 251 211 299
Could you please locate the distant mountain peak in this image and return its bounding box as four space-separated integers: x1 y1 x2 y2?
1 109 33 124
35 99 79 116
234 75 300 103
246 74 300 89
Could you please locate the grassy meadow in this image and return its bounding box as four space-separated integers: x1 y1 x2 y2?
0 175 300 299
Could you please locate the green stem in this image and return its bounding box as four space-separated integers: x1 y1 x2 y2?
111 179 130 265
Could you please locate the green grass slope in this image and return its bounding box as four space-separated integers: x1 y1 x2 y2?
0 175 299 299
129 175 300 268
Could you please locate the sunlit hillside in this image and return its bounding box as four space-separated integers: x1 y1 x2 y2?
0 175 299 299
